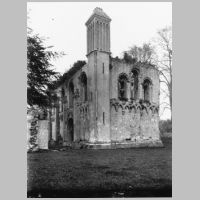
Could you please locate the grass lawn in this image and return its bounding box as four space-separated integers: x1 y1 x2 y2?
27 137 172 198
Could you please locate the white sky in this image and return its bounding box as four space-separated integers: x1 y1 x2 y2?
27 2 172 119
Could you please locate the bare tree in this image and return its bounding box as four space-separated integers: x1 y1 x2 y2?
153 26 172 120
124 27 172 120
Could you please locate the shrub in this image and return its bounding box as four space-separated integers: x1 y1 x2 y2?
159 119 172 134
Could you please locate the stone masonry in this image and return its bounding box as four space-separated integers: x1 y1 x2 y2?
48 7 163 149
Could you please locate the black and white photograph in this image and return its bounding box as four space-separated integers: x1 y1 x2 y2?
27 2 172 198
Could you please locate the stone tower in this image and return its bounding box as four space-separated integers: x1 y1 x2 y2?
85 8 111 143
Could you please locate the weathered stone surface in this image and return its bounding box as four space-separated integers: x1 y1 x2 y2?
27 107 49 151
47 8 163 149
37 120 49 150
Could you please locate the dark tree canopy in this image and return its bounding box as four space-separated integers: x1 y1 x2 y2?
123 52 137 64
49 60 86 90
27 31 61 107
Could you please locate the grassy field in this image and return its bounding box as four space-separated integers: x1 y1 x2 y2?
27 138 172 198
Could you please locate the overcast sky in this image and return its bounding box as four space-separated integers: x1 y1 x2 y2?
27 2 172 119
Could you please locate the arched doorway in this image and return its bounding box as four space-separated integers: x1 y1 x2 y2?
68 118 74 142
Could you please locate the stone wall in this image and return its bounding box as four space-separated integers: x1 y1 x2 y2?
109 59 161 144
110 60 131 100
110 59 160 104
50 64 91 144
110 99 160 143
27 108 49 151
49 59 161 146
139 64 160 104
37 120 49 149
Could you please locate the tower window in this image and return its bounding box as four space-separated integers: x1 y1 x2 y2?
103 63 104 74
103 112 105 125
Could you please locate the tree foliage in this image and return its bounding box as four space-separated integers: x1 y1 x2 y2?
53 60 86 88
124 43 155 64
27 30 61 107
159 119 172 134
123 52 137 64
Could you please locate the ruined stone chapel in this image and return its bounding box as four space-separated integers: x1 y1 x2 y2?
48 8 163 148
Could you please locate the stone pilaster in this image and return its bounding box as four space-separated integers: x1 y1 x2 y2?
92 22 94 51
103 23 105 51
130 82 134 99
150 84 153 102
108 24 110 52
100 22 103 50
96 21 99 50
127 81 130 99
139 77 143 100
87 27 89 54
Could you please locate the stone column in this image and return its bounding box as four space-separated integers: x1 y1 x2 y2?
106 24 108 52
87 27 89 54
90 24 92 52
55 101 60 141
108 24 110 52
127 81 130 100
94 20 96 50
139 77 143 100
90 25 92 53
150 84 153 102
96 21 99 50
88 26 90 53
102 23 104 51
103 23 105 51
130 82 134 99
99 22 101 50
101 22 103 50
93 22 95 51
63 99 68 145
92 22 94 51
48 108 52 142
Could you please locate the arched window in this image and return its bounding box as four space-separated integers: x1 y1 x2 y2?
118 73 128 100
80 72 87 102
61 87 65 97
143 78 152 102
69 81 74 107
131 69 139 100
